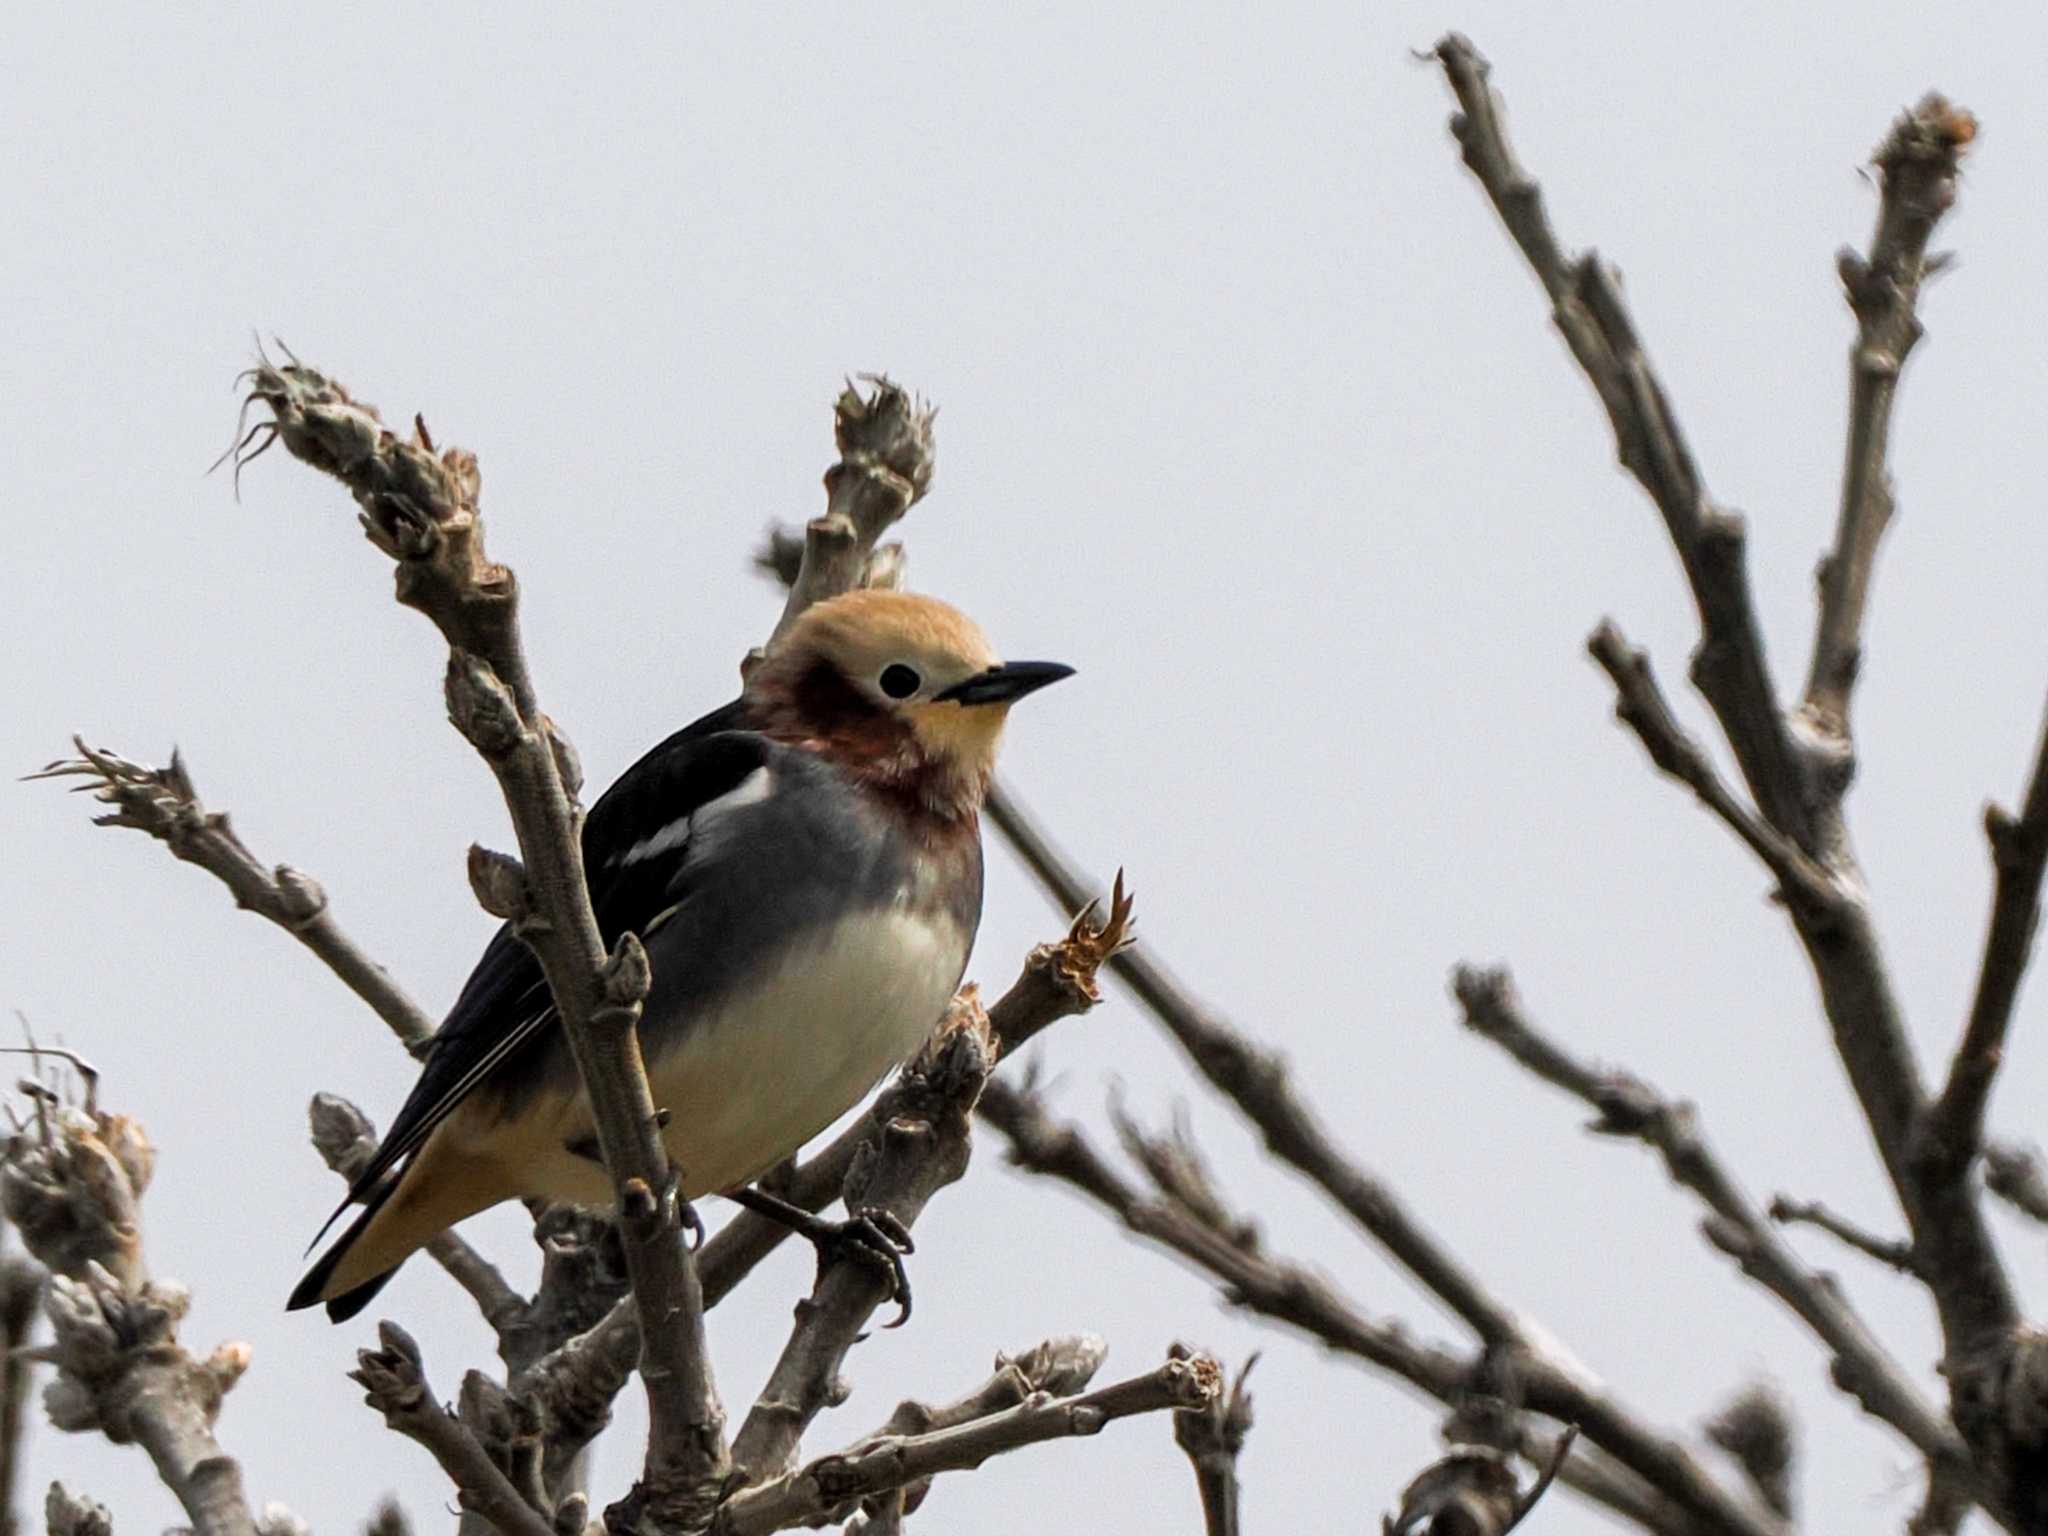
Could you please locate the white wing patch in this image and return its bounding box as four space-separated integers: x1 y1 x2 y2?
615 766 774 868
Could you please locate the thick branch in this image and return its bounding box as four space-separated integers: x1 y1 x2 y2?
1804 95 1976 738
713 1351 1219 1536
30 743 434 1058
1433 32 1812 849
1929 703 2048 1169
349 1323 554 1536
1453 966 1964 1468
244 358 726 1528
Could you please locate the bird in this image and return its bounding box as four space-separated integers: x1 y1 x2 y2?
289 588 1072 1322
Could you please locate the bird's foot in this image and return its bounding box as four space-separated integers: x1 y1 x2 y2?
728 1186 916 1326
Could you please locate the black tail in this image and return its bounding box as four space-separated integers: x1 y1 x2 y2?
288 1178 405 1323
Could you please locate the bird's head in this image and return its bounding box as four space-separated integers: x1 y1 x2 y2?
746 589 1073 817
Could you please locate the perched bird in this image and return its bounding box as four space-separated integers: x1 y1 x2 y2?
290 589 1071 1321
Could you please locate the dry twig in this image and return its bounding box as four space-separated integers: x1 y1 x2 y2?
714 1350 1219 1536
1452 964 1960 1466
349 1322 554 1536
29 744 434 1059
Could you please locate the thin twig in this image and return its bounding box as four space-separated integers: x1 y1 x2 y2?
1805 93 1978 745
1453 965 1964 1468
29 743 434 1059
1767 1195 1919 1277
1432 31 1812 850
714 1351 1220 1536
987 786 1523 1346
1584 624 1839 917
753 377 931 669
985 788 1782 1535
982 1076 1717 1536
1983 1142 2048 1224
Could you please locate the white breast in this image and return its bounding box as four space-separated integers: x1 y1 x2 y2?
641 905 966 1197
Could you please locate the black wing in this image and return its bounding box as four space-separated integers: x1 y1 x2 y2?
326 697 765 1217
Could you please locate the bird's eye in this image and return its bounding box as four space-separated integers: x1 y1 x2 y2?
879 663 922 700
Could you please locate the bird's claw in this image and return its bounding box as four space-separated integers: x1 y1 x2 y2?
821 1207 915 1327
658 1172 704 1251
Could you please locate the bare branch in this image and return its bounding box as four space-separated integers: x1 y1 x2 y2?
1585 624 1840 916
713 1350 1220 1536
1804 94 1977 742
1768 1195 1918 1277
243 356 726 1527
29 743 433 1058
836 1334 1110 1530
1429 40 2038 1513
1173 1346 1254 1536
349 1322 554 1536
1453 965 1964 1467
1929 702 2048 1170
730 995 996 1482
1432 31 1812 849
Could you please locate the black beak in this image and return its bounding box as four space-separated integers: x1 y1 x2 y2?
935 660 1076 706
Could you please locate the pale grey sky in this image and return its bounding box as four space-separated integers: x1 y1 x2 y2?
7 3 2048 1531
